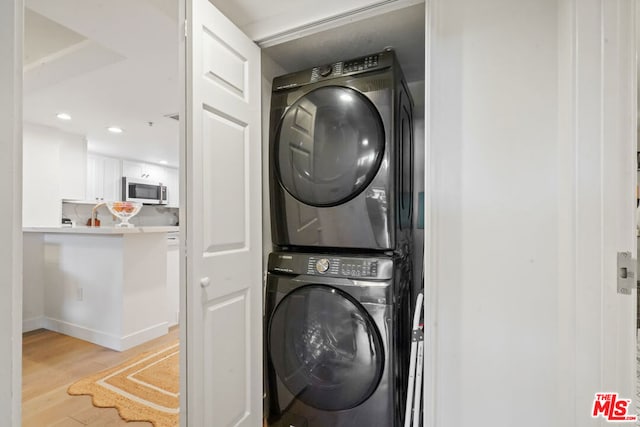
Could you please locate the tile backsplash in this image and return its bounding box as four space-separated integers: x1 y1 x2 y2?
62 202 179 227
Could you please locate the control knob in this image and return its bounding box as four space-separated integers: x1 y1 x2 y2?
315 258 330 273
319 65 332 77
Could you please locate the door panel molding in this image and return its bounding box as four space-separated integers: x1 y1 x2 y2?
183 0 262 425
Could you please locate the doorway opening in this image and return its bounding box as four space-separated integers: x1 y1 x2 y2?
21 2 181 425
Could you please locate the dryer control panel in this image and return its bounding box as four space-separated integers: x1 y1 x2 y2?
273 50 394 91
310 53 382 83
268 252 392 280
342 54 379 73
307 256 379 278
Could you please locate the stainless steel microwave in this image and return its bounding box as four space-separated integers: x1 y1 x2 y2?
122 177 167 205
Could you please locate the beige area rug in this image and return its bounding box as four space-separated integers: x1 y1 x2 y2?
68 342 179 427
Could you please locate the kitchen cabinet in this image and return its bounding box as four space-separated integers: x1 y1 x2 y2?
166 234 180 326
165 167 179 207
86 154 122 202
122 160 167 184
90 157 179 205
122 160 178 206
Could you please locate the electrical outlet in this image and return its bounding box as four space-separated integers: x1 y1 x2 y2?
77 287 83 301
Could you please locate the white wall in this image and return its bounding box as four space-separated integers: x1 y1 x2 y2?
0 0 22 424
427 1 636 426
428 3 556 423
23 123 87 227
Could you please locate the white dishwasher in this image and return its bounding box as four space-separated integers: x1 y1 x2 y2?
166 231 180 327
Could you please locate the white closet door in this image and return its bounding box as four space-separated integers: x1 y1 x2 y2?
183 0 262 425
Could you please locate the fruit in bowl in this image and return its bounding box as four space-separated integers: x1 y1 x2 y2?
105 201 142 228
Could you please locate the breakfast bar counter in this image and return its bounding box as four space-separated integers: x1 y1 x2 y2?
23 226 179 351
23 225 178 234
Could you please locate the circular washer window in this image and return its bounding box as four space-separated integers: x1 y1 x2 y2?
275 86 385 207
268 285 384 411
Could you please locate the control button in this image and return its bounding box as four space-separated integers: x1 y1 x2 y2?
319 65 332 77
316 258 330 273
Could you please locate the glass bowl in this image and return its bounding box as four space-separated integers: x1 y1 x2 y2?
105 201 142 228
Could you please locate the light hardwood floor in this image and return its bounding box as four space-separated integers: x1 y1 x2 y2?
23 327 180 427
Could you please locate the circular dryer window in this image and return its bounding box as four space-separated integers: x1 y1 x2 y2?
275 86 385 207
268 285 384 411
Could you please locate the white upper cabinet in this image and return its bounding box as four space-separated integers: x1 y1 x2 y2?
121 160 142 180
86 154 122 202
122 160 168 184
107 159 178 204
85 155 102 201
103 157 122 201
165 167 179 208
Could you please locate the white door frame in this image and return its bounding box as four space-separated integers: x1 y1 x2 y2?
0 0 23 425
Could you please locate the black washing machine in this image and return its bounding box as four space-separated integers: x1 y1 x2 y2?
269 50 414 253
265 251 412 427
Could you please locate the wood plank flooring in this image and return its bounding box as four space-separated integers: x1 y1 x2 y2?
23 327 180 427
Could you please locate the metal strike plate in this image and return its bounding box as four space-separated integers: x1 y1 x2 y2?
617 252 636 295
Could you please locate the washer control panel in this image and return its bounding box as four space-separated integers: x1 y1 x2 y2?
268 252 393 280
307 256 378 278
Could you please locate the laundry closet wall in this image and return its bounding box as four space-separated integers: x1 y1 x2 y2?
261 53 286 271
426 0 636 426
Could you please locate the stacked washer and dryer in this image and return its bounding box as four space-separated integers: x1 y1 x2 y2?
265 50 416 427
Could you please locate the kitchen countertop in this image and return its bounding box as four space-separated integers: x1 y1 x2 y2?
23 226 179 234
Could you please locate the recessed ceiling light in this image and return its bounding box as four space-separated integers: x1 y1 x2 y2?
159 160 168 165
56 113 71 121
107 126 123 134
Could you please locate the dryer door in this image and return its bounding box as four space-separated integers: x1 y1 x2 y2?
275 86 385 207
268 285 384 411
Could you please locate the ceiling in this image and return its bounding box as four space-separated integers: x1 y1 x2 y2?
23 0 425 168
262 3 425 84
211 0 425 84
24 0 180 167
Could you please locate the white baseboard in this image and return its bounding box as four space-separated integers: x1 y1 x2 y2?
22 316 45 333
120 322 170 350
43 317 169 352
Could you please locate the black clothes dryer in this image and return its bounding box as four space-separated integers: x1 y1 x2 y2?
265 251 412 427
269 50 414 253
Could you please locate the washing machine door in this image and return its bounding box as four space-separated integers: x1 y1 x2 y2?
275 86 385 207
268 285 385 411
